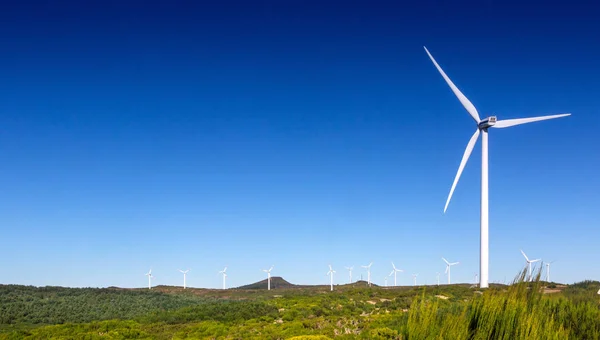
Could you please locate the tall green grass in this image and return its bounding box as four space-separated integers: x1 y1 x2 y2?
404 267 600 339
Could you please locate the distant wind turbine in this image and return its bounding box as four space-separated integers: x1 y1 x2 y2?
412 273 418 286
389 262 403 286
425 46 571 289
436 272 440 286
262 265 274 290
384 276 388 287
545 261 555 282
361 262 373 286
344 266 354 284
521 250 541 281
442 257 460 284
327 265 336 291
218 267 227 289
178 269 190 289
145 269 154 290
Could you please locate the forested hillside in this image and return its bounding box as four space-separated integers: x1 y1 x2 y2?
0 273 599 339
0 285 206 325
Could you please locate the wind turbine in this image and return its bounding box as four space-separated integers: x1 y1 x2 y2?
178 269 190 289
218 267 227 289
545 261 555 282
389 262 403 286
412 273 419 286
344 266 354 284
361 262 373 286
521 250 541 281
424 46 571 289
145 269 153 290
436 272 440 286
327 265 336 291
442 257 460 284
262 265 274 290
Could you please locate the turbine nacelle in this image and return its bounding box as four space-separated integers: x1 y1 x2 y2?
477 116 497 129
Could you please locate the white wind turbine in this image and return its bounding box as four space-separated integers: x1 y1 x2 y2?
442 257 460 284
145 269 154 289
521 250 541 281
436 272 440 286
545 261 555 282
345 266 354 284
361 262 373 286
389 262 403 286
327 265 336 291
425 46 571 289
218 267 227 289
179 269 190 289
412 273 419 286
262 265 274 290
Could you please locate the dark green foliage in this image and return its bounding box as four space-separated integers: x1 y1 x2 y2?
0 285 204 325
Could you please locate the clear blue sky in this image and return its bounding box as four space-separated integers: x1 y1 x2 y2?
1 0 598 288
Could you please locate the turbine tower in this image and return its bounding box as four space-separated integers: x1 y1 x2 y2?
389 262 403 286
545 261 555 282
361 262 373 286
436 272 440 286
179 269 190 289
442 257 460 284
412 273 418 286
521 250 541 282
327 265 336 291
344 266 354 284
262 265 274 290
424 46 571 289
145 269 153 290
218 267 227 289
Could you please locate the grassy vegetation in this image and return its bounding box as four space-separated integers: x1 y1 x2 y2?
0 269 599 339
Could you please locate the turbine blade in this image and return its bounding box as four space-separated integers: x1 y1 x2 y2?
520 249 530 262
445 266 449 274
492 114 570 128
391 262 396 270
444 129 481 213
442 257 449 265
424 46 481 123
389 270 394 276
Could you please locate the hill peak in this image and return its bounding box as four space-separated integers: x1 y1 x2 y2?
236 276 295 290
